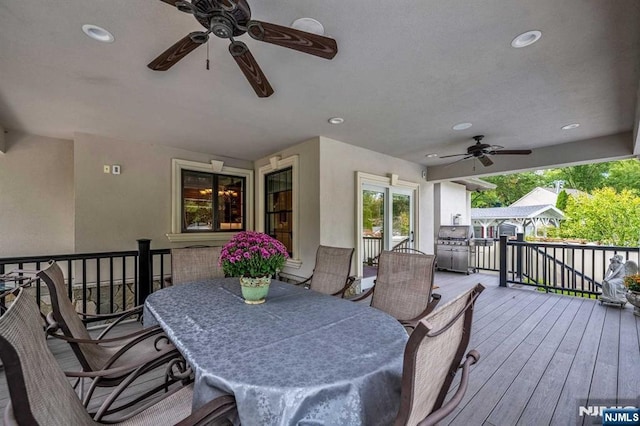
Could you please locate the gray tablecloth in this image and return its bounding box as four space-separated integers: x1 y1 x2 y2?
144 278 408 426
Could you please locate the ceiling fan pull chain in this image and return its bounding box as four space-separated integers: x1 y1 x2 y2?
206 40 210 70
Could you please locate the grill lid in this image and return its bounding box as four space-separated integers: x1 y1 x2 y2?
437 225 474 240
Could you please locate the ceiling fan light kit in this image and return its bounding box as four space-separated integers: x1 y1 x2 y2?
150 0 338 97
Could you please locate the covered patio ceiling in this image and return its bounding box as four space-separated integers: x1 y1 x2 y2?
0 0 639 176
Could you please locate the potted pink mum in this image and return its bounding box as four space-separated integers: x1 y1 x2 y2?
219 231 288 304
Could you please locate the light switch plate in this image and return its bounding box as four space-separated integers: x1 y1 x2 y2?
103 165 110 174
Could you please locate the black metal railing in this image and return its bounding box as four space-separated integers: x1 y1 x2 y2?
473 238 501 271
0 240 173 316
497 234 640 297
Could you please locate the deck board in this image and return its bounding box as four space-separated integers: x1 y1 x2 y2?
485 297 583 426
618 306 640 401
549 300 606 425
1 271 638 425
446 292 564 424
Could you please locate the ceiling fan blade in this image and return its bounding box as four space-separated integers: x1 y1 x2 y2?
148 34 203 71
229 41 274 98
444 155 474 167
439 153 468 159
159 0 179 6
491 149 533 155
478 155 494 167
247 20 338 60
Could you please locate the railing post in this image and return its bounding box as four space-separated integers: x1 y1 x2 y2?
516 233 524 281
499 235 508 287
137 239 152 305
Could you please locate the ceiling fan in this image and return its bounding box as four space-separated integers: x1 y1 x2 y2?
439 135 532 167
148 0 338 97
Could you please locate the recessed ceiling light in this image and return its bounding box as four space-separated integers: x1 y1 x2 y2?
425 153 438 158
291 18 325 35
561 123 580 130
511 30 542 48
328 117 344 125
82 24 115 43
452 122 473 131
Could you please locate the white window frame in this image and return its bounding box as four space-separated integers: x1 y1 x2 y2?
257 155 301 269
167 158 254 243
355 171 420 278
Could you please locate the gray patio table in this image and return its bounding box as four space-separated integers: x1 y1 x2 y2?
143 277 408 426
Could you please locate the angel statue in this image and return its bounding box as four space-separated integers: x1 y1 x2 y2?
600 255 637 305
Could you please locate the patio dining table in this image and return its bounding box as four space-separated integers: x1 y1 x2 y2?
143 277 408 426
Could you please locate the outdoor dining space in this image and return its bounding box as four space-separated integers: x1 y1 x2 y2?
1 263 638 425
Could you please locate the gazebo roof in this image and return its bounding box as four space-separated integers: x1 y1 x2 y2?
471 204 565 221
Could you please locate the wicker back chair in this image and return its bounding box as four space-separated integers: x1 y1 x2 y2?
297 245 355 297
171 246 225 285
37 261 183 407
354 251 441 329
394 284 484 426
0 288 236 425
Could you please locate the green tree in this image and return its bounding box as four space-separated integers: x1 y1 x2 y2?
605 159 640 194
543 163 609 192
559 188 640 246
555 190 569 211
362 190 384 232
471 172 543 207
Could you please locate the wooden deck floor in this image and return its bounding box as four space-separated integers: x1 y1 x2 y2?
1 272 638 425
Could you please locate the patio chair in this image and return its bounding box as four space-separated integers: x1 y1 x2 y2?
170 246 225 285
389 247 440 290
352 250 441 330
0 287 236 425
37 260 188 408
296 245 355 297
394 284 485 426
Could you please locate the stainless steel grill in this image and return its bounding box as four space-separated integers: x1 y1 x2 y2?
436 226 476 274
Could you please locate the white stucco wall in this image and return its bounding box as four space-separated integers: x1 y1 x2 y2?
318 137 434 256
73 132 252 252
0 132 75 256
434 181 469 227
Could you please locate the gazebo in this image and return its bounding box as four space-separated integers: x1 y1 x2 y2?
471 204 565 238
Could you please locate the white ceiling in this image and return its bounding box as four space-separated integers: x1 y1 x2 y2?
1 0 639 172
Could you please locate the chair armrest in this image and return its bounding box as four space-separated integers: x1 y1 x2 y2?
399 293 442 331
347 285 374 302
64 346 179 380
85 306 144 339
293 275 313 288
417 350 480 426
175 394 237 426
79 305 142 320
48 324 163 345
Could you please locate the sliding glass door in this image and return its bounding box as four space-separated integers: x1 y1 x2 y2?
360 183 415 289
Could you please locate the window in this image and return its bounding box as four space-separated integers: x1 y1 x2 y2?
182 170 245 232
168 159 253 243
265 167 293 256
257 155 300 268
